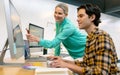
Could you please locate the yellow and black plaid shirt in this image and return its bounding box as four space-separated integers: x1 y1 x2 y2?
75 28 119 75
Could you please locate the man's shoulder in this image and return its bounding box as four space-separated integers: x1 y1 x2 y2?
96 29 110 36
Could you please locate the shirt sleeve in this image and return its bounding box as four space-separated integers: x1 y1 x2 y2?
54 44 60 56
75 34 117 75
39 25 75 55
56 25 75 40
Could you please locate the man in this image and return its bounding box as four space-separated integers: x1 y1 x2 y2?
49 3 120 75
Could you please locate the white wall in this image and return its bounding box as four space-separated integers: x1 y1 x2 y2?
0 0 8 51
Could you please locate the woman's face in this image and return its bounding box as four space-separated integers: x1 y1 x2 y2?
54 7 67 23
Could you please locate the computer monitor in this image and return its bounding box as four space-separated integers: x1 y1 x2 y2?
29 23 44 48
24 23 47 62
0 0 25 65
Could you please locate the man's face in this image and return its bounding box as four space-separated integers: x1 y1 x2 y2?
77 8 91 30
54 7 66 23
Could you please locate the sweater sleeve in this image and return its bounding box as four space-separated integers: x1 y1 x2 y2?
38 25 75 55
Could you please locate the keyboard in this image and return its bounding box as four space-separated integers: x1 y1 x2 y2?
26 56 47 62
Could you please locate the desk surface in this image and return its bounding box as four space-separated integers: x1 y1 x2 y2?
0 56 34 75
0 55 73 75
0 66 35 75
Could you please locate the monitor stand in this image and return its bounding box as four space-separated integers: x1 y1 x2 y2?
0 39 8 65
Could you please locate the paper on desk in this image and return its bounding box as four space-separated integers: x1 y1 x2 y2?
35 67 73 75
36 67 68 72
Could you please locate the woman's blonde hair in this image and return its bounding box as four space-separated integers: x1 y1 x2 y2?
55 3 68 15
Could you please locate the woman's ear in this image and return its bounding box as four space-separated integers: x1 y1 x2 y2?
65 13 68 17
90 14 95 21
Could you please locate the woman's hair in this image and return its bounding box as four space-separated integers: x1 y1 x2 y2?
55 3 68 15
77 3 101 26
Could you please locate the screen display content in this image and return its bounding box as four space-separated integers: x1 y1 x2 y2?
29 23 44 47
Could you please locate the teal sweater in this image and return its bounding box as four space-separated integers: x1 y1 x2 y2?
39 18 86 59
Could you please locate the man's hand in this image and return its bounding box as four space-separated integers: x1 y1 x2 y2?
48 56 68 68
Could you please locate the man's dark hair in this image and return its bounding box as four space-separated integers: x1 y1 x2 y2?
77 3 101 26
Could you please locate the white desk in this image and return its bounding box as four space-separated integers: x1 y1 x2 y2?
1 55 73 75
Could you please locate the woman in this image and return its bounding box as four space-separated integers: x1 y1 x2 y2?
26 3 86 59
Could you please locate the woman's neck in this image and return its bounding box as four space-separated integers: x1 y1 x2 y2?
56 18 66 25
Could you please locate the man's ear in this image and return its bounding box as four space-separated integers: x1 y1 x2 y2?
90 14 95 21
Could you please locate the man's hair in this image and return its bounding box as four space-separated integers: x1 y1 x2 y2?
55 3 68 15
77 3 101 26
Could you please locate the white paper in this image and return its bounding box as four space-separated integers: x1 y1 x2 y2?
35 67 72 75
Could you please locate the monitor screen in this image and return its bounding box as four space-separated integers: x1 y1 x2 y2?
4 0 25 59
29 23 44 48
13 25 24 59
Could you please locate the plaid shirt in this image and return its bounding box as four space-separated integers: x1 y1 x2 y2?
75 28 119 75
